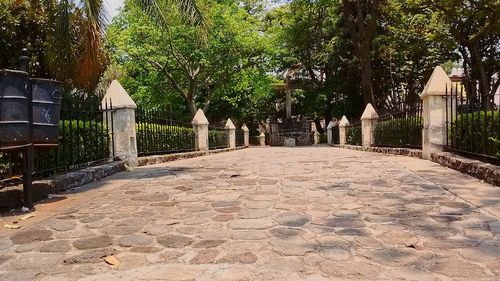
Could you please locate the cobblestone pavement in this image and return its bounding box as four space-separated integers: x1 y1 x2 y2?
0 147 499 280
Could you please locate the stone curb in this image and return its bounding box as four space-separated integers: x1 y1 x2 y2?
333 144 422 158
334 144 499 187
0 161 125 212
138 146 248 166
431 152 500 187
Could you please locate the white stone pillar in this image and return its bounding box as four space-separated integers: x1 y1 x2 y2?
420 66 453 160
313 131 320 145
327 121 335 145
361 103 378 148
259 132 266 146
225 118 236 149
192 109 209 152
339 116 350 146
101 80 138 166
242 124 249 147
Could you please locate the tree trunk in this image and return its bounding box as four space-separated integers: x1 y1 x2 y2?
187 97 198 118
468 41 492 109
359 41 375 106
314 119 324 134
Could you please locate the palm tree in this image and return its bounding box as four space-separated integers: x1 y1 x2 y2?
2 0 203 90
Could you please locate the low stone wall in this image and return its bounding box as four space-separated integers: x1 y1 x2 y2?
138 146 247 166
335 144 422 158
0 161 125 212
335 144 499 187
431 152 500 187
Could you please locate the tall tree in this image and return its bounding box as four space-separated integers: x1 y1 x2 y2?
419 0 499 107
107 0 272 119
341 0 384 106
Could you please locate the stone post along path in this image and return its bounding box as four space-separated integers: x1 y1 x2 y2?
0 147 499 280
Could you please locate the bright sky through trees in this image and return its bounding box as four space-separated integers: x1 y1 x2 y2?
106 0 125 19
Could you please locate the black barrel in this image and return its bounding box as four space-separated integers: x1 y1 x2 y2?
0 69 31 150
31 78 62 147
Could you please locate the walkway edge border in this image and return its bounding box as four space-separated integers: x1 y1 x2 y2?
333 144 499 187
431 152 500 186
0 161 125 212
333 144 422 158
138 147 247 167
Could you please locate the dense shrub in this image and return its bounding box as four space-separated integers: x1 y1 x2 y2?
34 120 111 175
347 125 361 146
136 123 195 155
1 120 110 180
209 130 228 149
0 153 13 179
374 117 422 147
449 111 499 158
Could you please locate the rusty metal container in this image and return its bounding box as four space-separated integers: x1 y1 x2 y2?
31 78 62 147
0 69 31 150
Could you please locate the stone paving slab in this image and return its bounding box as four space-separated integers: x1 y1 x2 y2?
0 147 499 280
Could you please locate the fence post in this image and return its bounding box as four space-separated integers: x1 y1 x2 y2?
259 132 266 146
101 80 138 166
361 103 378 147
313 130 320 145
339 115 350 146
192 109 209 152
327 121 334 145
242 124 249 147
225 118 236 149
420 66 453 160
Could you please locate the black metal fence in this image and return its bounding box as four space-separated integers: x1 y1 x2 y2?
373 101 423 148
136 108 195 156
209 127 227 149
34 94 114 177
445 84 500 164
346 122 361 146
236 128 244 147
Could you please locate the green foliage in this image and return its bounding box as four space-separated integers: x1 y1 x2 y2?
449 111 500 158
136 123 195 154
264 0 363 122
35 120 110 174
0 0 107 90
373 0 459 108
346 126 361 146
374 117 422 147
106 0 274 122
208 130 227 149
0 153 13 179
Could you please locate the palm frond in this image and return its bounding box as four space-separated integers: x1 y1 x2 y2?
132 0 205 28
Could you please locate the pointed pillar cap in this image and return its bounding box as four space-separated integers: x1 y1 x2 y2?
420 66 452 98
192 109 209 125
224 118 236 130
339 115 350 127
327 121 335 129
361 103 378 120
101 80 136 109
241 124 249 132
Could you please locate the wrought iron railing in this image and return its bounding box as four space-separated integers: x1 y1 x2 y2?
373 101 423 149
346 122 361 146
236 128 244 147
445 84 500 164
33 94 114 177
136 108 195 156
209 127 227 149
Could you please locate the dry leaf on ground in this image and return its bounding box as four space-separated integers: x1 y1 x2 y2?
19 213 35 220
104 255 120 266
4 223 20 229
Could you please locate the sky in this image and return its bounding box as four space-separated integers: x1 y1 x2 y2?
106 0 125 19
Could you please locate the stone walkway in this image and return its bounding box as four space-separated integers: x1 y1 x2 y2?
0 147 499 280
